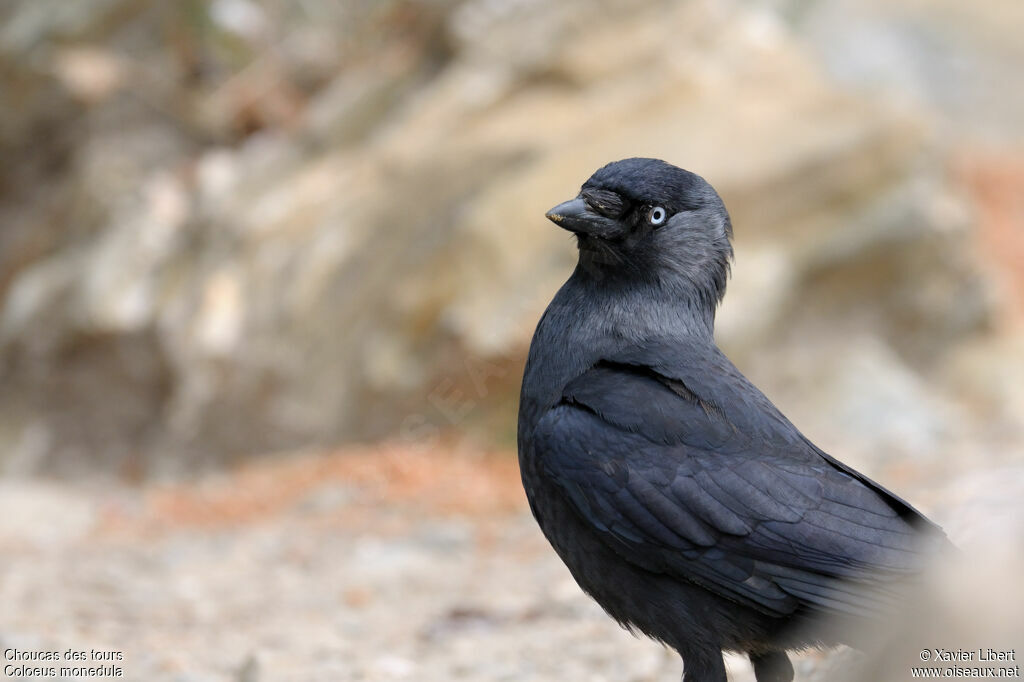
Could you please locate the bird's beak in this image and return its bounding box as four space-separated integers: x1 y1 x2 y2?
546 198 609 237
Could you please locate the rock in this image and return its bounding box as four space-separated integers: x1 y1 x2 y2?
789 0 1024 144
0 0 1007 472
752 335 966 471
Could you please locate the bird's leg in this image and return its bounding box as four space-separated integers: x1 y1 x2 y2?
749 651 794 682
681 649 727 682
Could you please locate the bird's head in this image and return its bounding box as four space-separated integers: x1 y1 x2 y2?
547 158 733 309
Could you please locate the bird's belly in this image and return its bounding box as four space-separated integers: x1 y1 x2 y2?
525 473 712 646
522 468 793 654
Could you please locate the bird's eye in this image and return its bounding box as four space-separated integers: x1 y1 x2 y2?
647 206 667 226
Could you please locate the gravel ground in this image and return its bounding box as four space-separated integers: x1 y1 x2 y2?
0 446 1020 682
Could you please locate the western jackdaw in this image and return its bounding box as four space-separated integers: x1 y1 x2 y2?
517 158 946 682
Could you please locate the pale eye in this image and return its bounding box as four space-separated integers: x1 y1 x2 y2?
647 206 667 226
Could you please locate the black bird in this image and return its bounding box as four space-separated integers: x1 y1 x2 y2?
517 158 946 682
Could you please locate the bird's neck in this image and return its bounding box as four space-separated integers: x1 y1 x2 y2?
518 268 718 431
566 263 719 340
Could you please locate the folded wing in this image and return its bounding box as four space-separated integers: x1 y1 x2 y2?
534 359 941 618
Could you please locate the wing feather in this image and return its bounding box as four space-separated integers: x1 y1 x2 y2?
534 359 943 619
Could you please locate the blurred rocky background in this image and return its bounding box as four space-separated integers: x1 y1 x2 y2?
0 0 1021 680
